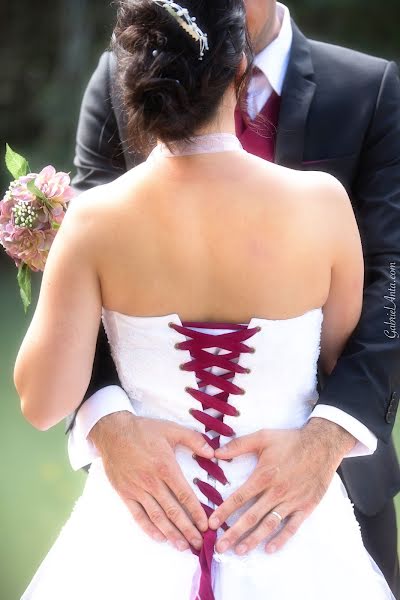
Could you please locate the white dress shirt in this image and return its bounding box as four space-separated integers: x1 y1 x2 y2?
68 2 377 471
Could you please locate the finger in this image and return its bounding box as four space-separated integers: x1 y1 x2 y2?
124 498 166 543
209 470 266 531
148 450 209 533
214 430 266 460
213 492 278 554
141 491 195 552
214 494 283 553
155 481 205 550
264 511 305 553
232 504 290 555
173 425 214 458
166 463 209 533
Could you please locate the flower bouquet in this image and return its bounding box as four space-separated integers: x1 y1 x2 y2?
0 145 74 312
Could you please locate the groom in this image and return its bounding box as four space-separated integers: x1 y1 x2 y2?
68 1 400 595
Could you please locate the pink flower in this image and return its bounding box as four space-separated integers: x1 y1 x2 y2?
1 226 55 271
35 166 75 203
0 167 74 271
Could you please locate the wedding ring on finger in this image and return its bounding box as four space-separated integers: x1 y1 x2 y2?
270 510 283 524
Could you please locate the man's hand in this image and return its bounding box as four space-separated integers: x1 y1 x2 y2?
209 417 356 555
88 411 214 552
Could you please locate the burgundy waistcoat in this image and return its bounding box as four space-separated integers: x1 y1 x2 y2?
235 90 281 162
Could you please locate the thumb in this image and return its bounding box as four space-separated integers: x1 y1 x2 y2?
215 431 264 459
173 425 215 458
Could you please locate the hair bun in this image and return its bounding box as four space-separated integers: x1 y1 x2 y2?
112 0 251 153
126 73 195 142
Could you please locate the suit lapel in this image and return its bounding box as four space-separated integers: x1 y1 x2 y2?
275 23 316 168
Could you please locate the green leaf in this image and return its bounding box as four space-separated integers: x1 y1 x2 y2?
51 221 61 230
17 263 32 313
26 179 48 203
5 144 29 179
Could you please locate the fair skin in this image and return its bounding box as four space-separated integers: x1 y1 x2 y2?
245 0 281 54
15 69 362 559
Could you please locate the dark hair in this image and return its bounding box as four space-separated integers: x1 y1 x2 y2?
112 0 252 154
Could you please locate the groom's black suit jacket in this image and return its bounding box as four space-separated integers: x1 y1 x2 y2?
68 23 400 517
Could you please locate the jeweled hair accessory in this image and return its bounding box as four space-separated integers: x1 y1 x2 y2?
151 0 209 60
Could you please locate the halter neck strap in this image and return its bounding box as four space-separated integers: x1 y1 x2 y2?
150 133 244 157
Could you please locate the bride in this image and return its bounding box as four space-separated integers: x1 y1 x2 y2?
15 0 394 598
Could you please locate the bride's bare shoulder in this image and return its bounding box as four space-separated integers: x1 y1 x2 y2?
67 162 150 218
58 162 151 254
245 153 352 217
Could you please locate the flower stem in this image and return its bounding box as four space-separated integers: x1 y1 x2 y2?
17 263 32 313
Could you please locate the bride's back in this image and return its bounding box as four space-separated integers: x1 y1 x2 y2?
96 145 336 323
88 0 351 324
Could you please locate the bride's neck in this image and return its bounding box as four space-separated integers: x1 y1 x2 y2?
155 87 238 146
194 87 237 137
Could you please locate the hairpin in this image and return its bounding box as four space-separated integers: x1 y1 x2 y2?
151 1 209 60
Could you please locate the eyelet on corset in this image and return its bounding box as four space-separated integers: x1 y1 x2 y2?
179 364 186 370
193 478 199 485
244 367 251 374
188 407 194 415
255 326 262 332
248 346 256 353
174 342 182 349
185 387 192 393
235 409 241 416
168 322 176 328
238 387 246 395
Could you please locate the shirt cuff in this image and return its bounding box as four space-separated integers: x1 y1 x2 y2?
309 405 378 458
67 385 135 471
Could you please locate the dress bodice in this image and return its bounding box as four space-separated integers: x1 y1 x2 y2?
102 307 324 435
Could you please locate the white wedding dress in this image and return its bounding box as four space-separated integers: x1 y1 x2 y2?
22 306 394 599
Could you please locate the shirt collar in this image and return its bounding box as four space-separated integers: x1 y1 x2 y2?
253 3 293 96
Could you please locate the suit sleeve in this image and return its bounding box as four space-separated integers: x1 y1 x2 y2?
65 52 126 434
316 61 400 443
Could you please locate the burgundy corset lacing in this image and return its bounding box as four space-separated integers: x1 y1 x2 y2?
169 320 262 600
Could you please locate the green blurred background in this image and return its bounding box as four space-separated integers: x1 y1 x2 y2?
1 1 400 598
